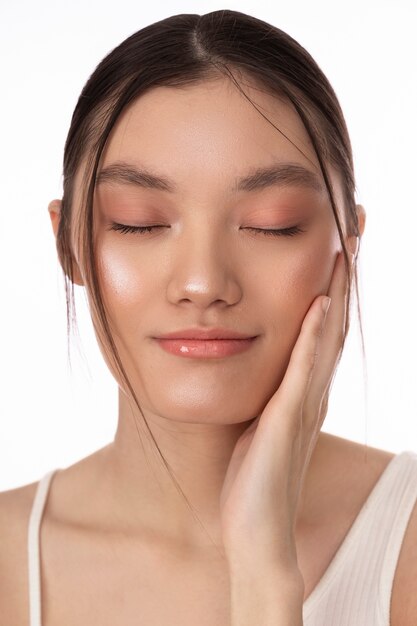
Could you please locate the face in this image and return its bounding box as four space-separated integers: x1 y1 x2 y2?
61 77 353 426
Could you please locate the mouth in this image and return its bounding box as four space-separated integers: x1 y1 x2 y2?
153 336 259 359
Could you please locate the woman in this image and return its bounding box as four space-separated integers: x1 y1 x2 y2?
1 9 416 625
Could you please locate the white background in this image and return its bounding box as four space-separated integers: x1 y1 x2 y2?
1 0 416 491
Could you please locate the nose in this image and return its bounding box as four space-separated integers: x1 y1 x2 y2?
166 227 243 310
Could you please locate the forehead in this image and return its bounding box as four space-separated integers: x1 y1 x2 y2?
99 77 321 188
71 76 347 239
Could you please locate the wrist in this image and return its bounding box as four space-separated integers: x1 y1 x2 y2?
229 562 304 596
229 566 304 626
225 541 301 577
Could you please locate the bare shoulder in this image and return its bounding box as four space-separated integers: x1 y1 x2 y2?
0 477 39 554
0 479 39 624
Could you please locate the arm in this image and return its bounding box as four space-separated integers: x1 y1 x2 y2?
229 563 304 626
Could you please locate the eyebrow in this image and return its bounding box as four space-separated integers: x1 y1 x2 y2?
96 160 324 194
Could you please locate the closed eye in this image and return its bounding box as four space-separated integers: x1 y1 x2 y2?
107 222 306 237
107 223 165 235
244 226 305 237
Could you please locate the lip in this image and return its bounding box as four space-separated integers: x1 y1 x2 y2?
154 327 257 340
154 336 258 359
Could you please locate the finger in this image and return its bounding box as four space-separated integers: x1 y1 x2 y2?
305 250 353 415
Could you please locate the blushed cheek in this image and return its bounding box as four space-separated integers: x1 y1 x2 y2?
291 241 336 299
97 244 150 327
262 242 336 343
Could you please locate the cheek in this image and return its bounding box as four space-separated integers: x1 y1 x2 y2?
283 241 334 303
96 242 152 333
258 239 335 364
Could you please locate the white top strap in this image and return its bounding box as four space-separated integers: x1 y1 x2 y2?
27 470 58 626
377 451 417 624
303 450 417 626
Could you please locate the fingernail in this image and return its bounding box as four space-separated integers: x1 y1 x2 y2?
322 296 331 315
349 252 355 267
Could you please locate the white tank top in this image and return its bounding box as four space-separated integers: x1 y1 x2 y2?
28 450 417 625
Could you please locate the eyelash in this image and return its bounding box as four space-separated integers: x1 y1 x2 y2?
108 223 306 238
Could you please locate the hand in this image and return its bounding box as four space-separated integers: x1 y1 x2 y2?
219 250 354 571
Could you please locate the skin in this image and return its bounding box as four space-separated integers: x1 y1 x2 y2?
48 77 365 557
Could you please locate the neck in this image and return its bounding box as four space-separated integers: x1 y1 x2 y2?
102 388 328 554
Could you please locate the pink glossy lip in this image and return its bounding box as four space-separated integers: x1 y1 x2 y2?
154 337 258 359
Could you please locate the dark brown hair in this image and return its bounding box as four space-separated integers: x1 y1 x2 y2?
56 9 364 549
